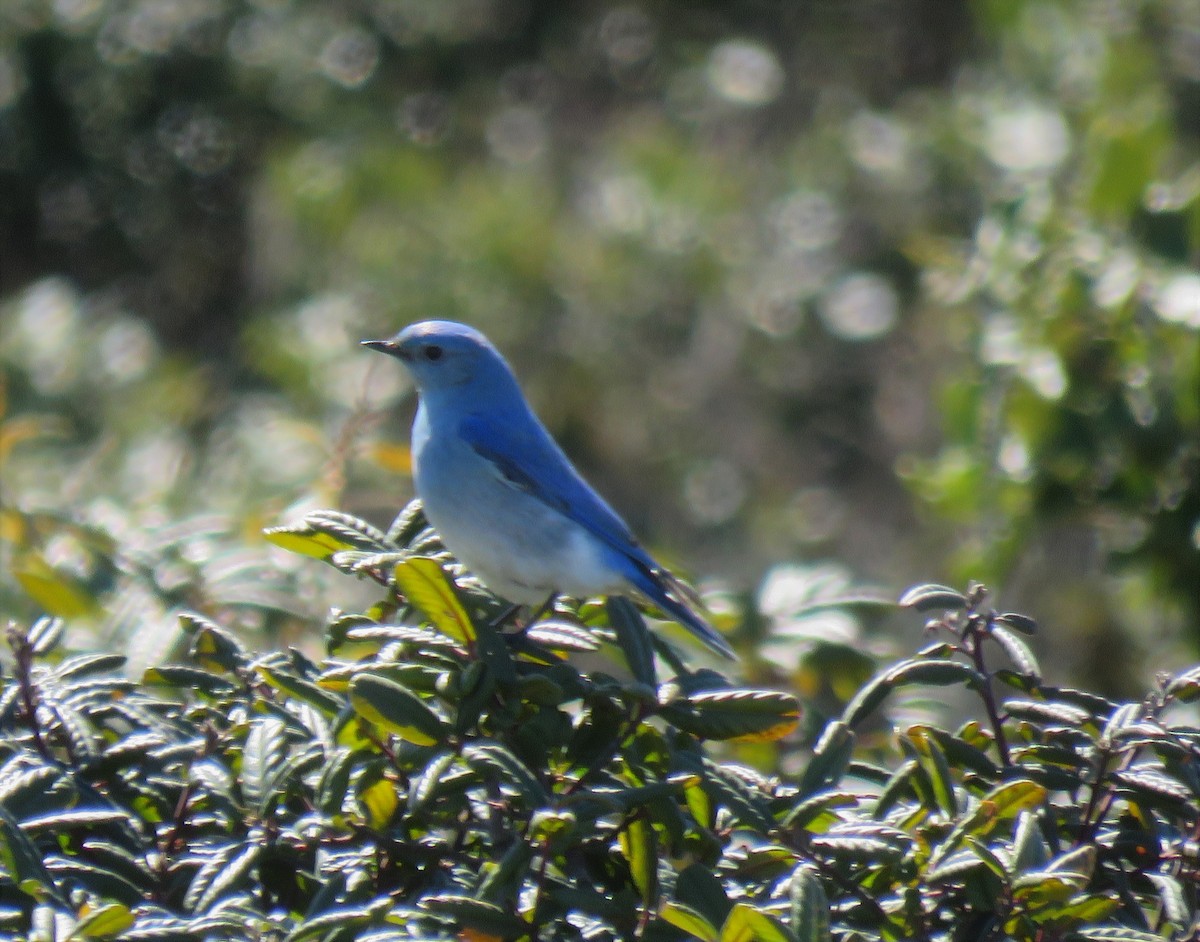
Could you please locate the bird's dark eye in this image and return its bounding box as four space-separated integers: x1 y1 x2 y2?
424 345 443 362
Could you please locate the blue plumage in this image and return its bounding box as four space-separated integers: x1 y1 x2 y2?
363 320 735 659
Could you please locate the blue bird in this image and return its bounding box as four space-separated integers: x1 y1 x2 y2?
362 321 735 659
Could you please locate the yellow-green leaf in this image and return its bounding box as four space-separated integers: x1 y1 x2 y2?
350 672 446 746
70 902 135 939
619 816 657 905
12 552 98 617
660 901 719 942
263 525 352 560
393 556 476 643
358 777 399 829
720 903 792 942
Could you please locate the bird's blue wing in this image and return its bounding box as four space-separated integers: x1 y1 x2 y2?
459 413 736 659
457 413 643 557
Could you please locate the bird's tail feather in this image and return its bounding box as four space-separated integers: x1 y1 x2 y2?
625 565 737 660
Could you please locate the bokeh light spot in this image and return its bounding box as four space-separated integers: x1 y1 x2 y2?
818 273 898 341
707 40 783 106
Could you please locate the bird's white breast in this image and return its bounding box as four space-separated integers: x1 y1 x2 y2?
413 425 623 605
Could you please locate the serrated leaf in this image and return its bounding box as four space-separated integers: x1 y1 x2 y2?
619 815 657 905
181 612 249 673
660 901 719 942
349 673 446 746
27 617 65 655
719 902 794 942
257 666 344 717
392 557 476 644
843 659 983 727
989 626 1040 680
422 895 528 938
686 757 774 833
789 866 830 942
184 842 263 913
608 597 656 687
70 901 135 939
1004 699 1091 727
141 666 236 695
242 717 287 816
283 902 391 942
1112 767 1193 806
265 510 389 561
263 526 352 561
898 584 967 612
661 689 801 742
1072 930 1164 942
798 721 854 796
1146 873 1188 929
525 619 600 652
780 791 858 831
905 726 958 816
462 741 548 805
995 612 1037 635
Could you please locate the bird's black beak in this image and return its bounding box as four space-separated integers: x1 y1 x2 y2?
361 339 409 360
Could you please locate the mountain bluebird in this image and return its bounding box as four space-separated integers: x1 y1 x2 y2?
363 321 735 659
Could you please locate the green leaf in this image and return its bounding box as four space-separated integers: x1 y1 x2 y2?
283 902 392 942
12 551 100 617
660 902 719 942
994 612 1037 635
264 510 390 561
843 659 983 727
385 498 429 547
685 757 775 833
422 895 529 938
933 779 1047 866
608 596 657 687
184 841 264 913
463 741 548 805
0 810 58 902
1004 699 1091 727
898 584 967 612
257 665 344 716
904 726 958 816
797 721 855 796
392 556 476 643
525 619 601 652
349 673 446 746
242 717 287 816
357 776 399 829
780 791 858 831
69 902 135 939
181 612 250 673
141 666 236 695
989 626 1040 680
1146 873 1189 930
719 902 795 942
27 617 65 655
1071 930 1164 942
660 689 801 742
675 862 732 928
620 814 657 905
789 866 830 942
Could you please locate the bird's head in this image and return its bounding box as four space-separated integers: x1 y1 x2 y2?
362 320 514 393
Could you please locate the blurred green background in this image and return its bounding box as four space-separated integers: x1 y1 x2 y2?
1 0 1197 698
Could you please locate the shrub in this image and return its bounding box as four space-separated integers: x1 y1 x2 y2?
0 503 1197 941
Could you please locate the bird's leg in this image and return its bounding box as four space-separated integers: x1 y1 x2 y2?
486 602 522 632
525 593 558 627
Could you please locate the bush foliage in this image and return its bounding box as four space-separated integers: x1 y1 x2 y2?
1 502 1198 941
